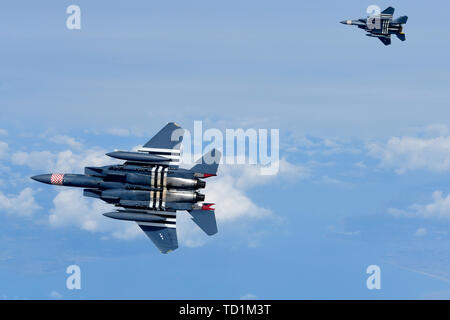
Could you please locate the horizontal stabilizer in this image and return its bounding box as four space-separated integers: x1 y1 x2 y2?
393 16 408 24
189 206 218 236
396 33 406 41
190 149 221 176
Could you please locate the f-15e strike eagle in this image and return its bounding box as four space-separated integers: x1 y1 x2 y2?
31 123 220 254
341 6 408 46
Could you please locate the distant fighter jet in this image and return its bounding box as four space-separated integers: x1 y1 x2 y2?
340 6 408 45
31 123 220 254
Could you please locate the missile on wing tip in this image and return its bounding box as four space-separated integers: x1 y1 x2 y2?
106 151 170 163
103 210 173 223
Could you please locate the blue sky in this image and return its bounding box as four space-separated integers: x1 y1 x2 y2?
1 1 450 299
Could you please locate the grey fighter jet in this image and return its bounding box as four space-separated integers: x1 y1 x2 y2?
31 123 220 254
341 6 408 45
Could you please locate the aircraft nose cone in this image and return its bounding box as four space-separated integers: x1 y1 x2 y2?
340 20 347 24
31 174 52 184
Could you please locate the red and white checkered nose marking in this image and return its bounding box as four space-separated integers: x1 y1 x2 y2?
50 174 64 185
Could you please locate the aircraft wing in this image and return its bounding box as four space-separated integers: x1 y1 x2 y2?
381 7 394 20
137 222 178 253
128 122 185 168
142 122 184 150
377 35 391 46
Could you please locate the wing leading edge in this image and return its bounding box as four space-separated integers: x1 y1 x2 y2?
142 122 184 150
381 6 395 18
130 122 185 168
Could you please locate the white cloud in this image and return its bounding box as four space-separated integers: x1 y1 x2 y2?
0 129 7 136
49 189 142 239
12 151 55 170
176 161 306 247
285 134 361 156
220 158 309 190
177 214 210 248
415 228 427 237
368 136 450 174
423 124 449 136
50 189 108 231
283 133 316 153
111 223 143 240
0 141 8 159
176 164 279 248
0 187 40 216
12 148 114 173
203 159 305 223
49 135 83 149
388 191 450 220
208 175 271 222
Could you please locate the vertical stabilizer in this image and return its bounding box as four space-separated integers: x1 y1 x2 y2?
190 149 221 177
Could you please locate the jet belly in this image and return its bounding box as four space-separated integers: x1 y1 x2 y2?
87 166 205 190
97 188 204 210
125 172 204 189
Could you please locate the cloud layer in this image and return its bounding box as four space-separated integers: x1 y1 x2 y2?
11 148 113 173
389 191 450 220
49 188 142 240
0 187 40 216
368 136 450 174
